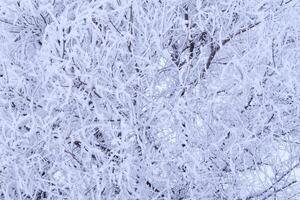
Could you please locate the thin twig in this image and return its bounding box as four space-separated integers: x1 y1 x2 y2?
201 21 261 78
64 150 83 166
246 162 299 200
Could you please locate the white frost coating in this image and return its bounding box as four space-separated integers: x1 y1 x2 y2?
159 57 167 68
53 170 66 185
0 0 300 199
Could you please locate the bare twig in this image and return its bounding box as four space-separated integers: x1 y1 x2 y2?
201 21 261 78
64 150 83 166
246 162 299 200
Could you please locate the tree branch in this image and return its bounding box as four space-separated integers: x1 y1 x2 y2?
201 21 261 78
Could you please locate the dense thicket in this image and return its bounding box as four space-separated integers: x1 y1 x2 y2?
0 0 300 199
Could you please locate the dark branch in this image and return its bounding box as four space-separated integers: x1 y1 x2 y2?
201 21 261 78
